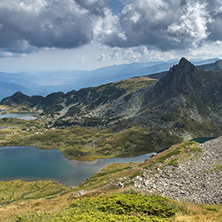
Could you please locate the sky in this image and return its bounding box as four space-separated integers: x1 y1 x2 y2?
0 0 222 72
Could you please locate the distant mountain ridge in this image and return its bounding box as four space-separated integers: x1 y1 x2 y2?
3 58 222 147
0 80 30 99
0 58 220 100
198 59 222 71
1 77 158 127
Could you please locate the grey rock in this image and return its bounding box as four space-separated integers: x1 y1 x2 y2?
132 137 222 204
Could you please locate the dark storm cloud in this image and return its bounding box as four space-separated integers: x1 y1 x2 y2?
102 0 222 50
0 0 106 53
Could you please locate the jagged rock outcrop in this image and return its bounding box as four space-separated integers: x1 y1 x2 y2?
148 58 222 80
132 58 222 140
149 58 198 101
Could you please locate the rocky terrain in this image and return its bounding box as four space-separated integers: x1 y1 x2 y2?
131 138 222 204
147 59 222 80
86 138 221 205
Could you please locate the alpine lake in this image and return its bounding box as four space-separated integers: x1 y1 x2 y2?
0 113 154 186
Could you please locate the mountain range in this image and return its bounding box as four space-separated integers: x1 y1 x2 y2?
2 58 222 155
0 58 220 100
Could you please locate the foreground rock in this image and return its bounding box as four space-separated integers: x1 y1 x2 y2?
133 138 222 204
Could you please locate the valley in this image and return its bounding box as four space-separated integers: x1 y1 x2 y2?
0 58 222 221
2 58 222 161
1 0 222 220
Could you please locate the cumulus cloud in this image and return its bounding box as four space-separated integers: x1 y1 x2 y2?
109 46 149 62
1 0 222 56
0 0 108 53
98 45 180 65
101 0 222 51
97 53 106 61
0 51 21 58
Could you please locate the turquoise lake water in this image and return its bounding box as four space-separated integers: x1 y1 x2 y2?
0 146 154 186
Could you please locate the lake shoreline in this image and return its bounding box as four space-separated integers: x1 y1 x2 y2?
0 145 154 187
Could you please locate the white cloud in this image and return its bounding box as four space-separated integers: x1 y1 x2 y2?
167 2 210 43
1 0 222 59
97 54 106 61
102 0 222 51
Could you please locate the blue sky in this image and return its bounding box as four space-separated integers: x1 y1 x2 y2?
0 0 222 72
109 0 124 14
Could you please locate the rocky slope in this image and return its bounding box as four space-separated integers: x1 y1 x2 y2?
199 59 222 71
133 137 222 204
147 59 222 80
85 138 221 204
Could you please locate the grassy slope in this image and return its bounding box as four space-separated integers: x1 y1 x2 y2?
0 105 36 114
0 142 221 221
0 180 69 207
106 76 158 92
0 182 221 221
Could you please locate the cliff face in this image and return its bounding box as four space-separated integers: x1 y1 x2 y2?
149 58 198 101
133 58 222 140
148 58 222 105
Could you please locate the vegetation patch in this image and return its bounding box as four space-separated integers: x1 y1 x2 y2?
141 141 202 169
0 180 69 207
0 117 182 161
71 194 177 218
201 205 219 212
80 162 139 190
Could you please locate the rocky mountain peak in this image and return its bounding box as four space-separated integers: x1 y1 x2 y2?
171 57 196 74
215 59 222 67
12 91 26 97
178 57 193 67
9 91 30 101
149 58 198 102
1 91 30 106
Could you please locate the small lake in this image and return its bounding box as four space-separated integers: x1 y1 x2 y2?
0 113 37 120
192 137 216 144
0 146 154 186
